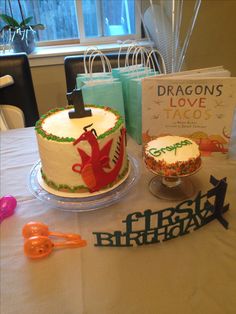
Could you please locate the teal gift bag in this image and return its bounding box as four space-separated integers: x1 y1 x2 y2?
77 49 113 88
112 45 160 78
126 78 143 144
112 64 148 79
81 78 125 121
77 73 112 89
75 49 125 120
119 69 155 111
115 47 163 143
125 71 158 144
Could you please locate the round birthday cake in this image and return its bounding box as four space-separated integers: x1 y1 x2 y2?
35 105 129 194
144 135 201 177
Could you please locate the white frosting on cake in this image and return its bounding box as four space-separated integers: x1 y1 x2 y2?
35 106 128 193
145 136 200 163
42 107 117 138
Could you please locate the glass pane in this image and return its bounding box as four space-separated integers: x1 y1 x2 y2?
0 0 79 43
102 0 135 36
81 0 136 38
81 0 99 38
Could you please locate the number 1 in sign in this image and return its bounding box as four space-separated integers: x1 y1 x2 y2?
67 89 92 119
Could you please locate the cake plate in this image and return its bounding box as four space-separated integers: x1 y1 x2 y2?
147 164 201 201
28 154 140 212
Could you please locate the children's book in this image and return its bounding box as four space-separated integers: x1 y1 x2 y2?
142 67 236 156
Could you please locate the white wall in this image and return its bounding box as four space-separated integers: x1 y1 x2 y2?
31 64 67 115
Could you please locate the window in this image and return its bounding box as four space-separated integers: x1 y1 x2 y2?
0 0 140 46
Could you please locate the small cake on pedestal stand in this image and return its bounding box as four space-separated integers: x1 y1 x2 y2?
144 136 201 201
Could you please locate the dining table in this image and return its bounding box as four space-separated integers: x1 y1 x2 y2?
1 122 236 314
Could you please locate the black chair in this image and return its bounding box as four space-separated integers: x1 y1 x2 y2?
0 53 39 127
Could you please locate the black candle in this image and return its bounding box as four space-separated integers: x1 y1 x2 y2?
67 89 92 119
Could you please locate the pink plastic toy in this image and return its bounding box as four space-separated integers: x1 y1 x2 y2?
0 195 17 223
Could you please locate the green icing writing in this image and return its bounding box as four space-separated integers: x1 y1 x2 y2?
149 139 192 157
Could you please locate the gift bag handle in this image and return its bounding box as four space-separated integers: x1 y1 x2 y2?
146 49 167 74
130 46 154 78
117 39 137 68
131 46 150 67
83 47 100 74
84 47 111 74
88 51 106 75
89 51 112 78
125 44 141 67
120 46 151 79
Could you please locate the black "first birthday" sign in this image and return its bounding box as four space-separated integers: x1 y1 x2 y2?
93 176 229 247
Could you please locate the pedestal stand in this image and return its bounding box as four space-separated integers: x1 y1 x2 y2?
149 174 196 201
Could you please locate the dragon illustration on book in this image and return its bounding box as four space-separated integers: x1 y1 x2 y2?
72 127 126 192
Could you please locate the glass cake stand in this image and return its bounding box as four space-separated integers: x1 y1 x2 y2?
28 154 140 212
146 163 201 201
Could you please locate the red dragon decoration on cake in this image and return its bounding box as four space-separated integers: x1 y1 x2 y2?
72 127 126 192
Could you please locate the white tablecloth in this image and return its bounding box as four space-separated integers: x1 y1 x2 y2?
1 127 236 314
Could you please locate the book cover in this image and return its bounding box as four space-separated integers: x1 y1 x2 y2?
142 76 236 156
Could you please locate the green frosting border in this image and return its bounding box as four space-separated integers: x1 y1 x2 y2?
35 105 123 143
41 160 130 193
